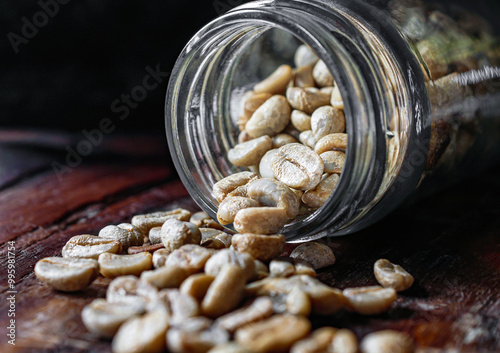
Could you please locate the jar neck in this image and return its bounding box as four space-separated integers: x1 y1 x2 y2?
165 0 429 241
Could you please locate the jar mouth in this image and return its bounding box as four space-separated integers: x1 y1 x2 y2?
166 1 389 240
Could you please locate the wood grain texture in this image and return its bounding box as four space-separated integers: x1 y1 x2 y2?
0 134 499 353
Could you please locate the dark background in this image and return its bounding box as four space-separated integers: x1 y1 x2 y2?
0 0 252 135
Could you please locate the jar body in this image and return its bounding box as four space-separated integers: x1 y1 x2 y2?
165 0 500 241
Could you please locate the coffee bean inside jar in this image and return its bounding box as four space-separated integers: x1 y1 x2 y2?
217 45 347 234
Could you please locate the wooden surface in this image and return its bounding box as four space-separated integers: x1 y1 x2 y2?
0 131 499 353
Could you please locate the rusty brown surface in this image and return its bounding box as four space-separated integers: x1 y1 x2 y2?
0 133 499 353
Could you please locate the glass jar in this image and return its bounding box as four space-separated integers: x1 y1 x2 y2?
165 0 500 241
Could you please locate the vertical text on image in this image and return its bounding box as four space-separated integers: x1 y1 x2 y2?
6 241 17 346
